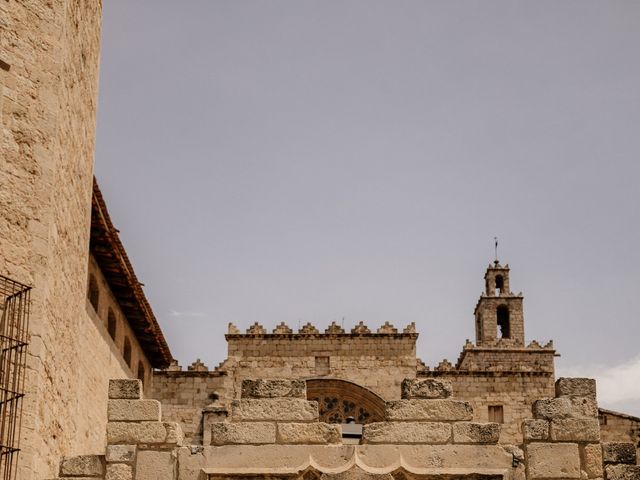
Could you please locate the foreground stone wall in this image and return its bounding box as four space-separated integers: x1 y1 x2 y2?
599 409 640 465
423 372 555 443
0 3 136 479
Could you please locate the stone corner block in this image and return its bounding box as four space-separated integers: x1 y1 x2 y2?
452 422 500 444
401 378 453 399
582 443 604 479
523 419 549 441
385 399 473 422
362 421 451 444
210 422 276 445
135 450 176 480
108 379 142 400
108 399 161 422
549 417 600 442
230 398 318 422
107 422 183 446
525 442 581 479
602 443 637 465
105 463 132 480
60 455 104 477
555 378 596 398
276 422 341 444
241 379 306 398
105 445 136 464
604 465 640 480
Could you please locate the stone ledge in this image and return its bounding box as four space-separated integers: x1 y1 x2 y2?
59 455 104 477
452 422 500 444
107 400 161 422
230 399 319 422
241 379 306 399
108 379 142 400
276 422 341 444
107 422 183 446
401 379 452 399
525 442 581 479
602 443 637 465
385 399 473 422
362 422 451 444
211 422 276 445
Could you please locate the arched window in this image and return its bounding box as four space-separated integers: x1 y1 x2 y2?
497 305 510 339
123 337 132 367
107 309 117 341
88 274 99 312
137 361 145 385
495 275 504 296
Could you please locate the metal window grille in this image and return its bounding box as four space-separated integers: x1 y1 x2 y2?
0 275 30 480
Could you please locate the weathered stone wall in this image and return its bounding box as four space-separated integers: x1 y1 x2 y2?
224 322 418 400
422 372 555 444
599 409 640 465
0 2 137 479
88 255 153 388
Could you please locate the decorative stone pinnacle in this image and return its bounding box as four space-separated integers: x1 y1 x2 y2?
528 340 542 349
403 322 416 334
351 321 371 334
377 321 397 334
435 359 453 372
187 358 208 372
227 322 240 334
543 340 554 349
246 322 266 334
325 321 345 334
299 322 319 334
464 339 474 349
166 359 182 372
272 321 293 334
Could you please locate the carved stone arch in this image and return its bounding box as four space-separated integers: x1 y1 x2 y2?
306 378 385 424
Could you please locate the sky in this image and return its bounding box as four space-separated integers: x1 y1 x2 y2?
95 1 640 416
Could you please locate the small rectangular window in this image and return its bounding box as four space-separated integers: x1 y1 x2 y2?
315 356 330 375
488 405 504 423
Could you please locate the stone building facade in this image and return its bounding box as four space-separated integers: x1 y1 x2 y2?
1 3 640 480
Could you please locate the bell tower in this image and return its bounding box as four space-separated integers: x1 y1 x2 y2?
474 261 525 346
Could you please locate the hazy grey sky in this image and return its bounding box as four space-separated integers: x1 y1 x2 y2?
95 1 640 415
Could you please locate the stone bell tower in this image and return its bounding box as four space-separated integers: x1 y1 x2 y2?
474 261 525 347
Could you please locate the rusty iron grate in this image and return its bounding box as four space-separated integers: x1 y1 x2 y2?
0 275 30 480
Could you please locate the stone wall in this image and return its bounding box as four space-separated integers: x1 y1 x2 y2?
420 371 555 444
599 409 640 465
0 2 136 479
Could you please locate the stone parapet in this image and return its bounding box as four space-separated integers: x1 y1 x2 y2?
229 398 319 422
385 399 474 421
225 321 419 338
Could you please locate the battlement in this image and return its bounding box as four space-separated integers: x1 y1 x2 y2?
226 320 418 338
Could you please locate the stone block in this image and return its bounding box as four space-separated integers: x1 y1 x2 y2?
532 397 598 419
523 419 549 441
108 400 161 422
549 417 600 442
276 423 341 444
401 379 453 399
106 463 132 480
230 399 318 422
362 422 451 444
385 399 473 422
60 455 104 477
605 465 640 480
105 445 136 464
452 422 500 444
602 443 637 465
107 422 183 445
526 442 581 479
582 444 604 478
210 422 276 445
109 379 142 400
555 378 597 398
135 450 175 480
241 379 306 398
